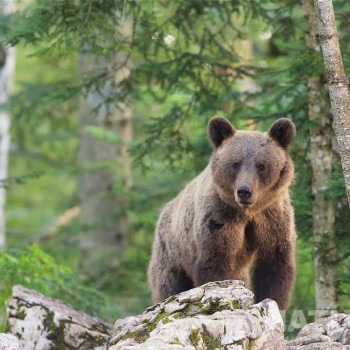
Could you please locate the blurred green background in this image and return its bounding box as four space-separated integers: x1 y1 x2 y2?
1 0 350 338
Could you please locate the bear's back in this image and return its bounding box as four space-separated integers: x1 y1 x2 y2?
156 166 213 270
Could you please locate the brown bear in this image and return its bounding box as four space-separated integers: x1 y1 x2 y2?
148 116 296 310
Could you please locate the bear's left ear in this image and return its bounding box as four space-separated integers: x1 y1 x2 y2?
268 118 296 150
208 116 236 148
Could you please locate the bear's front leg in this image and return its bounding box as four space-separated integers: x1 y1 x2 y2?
253 240 296 311
193 218 249 287
194 256 231 286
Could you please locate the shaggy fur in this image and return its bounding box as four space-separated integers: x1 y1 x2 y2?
148 116 297 310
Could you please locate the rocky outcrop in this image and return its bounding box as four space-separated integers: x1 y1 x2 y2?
5 285 113 350
107 280 286 350
0 333 20 350
286 313 350 350
6 282 350 349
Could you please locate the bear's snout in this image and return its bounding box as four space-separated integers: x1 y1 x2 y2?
237 186 252 203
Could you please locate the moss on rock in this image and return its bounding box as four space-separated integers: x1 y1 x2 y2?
231 300 240 310
201 328 221 349
147 309 171 333
170 336 183 346
189 328 201 348
43 310 66 350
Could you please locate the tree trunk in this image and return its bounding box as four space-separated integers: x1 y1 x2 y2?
313 0 350 209
78 21 133 276
303 0 338 315
0 0 16 251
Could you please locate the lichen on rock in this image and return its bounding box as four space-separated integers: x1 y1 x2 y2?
107 280 286 350
5 285 113 350
6 282 350 349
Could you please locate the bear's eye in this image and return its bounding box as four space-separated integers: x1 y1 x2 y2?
232 162 240 170
257 163 265 172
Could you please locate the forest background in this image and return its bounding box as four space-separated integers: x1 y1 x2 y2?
1 0 350 338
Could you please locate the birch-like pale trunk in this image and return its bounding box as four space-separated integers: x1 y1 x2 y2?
78 21 133 275
0 0 16 251
313 0 350 209
303 0 337 314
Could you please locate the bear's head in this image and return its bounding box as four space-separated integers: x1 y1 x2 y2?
208 116 296 212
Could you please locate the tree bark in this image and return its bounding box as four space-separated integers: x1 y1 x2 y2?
313 0 350 209
0 0 16 251
78 20 133 276
303 0 338 315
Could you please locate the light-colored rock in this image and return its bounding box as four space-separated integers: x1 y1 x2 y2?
250 299 285 349
6 285 113 350
293 342 343 350
287 313 350 349
107 280 286 350
297 313 348 340
286 334 332 347
12 282 350 350
0 333 20 350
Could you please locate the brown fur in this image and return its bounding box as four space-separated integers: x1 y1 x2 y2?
147 116 297 310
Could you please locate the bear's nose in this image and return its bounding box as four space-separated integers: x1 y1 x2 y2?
237 186 252 200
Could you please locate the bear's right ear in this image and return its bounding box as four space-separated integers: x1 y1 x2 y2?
268 118 296 149
208 116 236 148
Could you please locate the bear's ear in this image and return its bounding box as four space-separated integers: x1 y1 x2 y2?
208 116 236 148
268 118 296 149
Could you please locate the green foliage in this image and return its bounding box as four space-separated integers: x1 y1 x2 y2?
85 126 123 143
0 244 122 331
2 0 350 335
0 244 71 294
0 172 44 188
0 245 71 331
